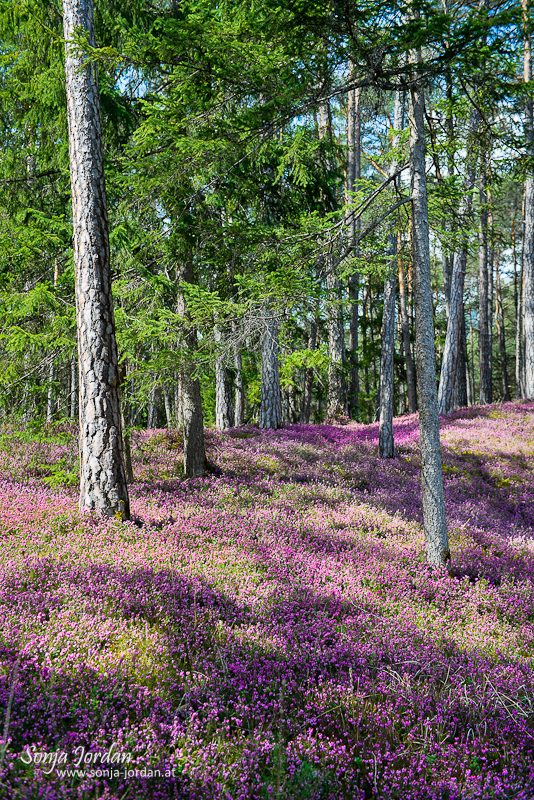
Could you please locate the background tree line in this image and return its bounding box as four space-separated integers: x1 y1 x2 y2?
0 0 531 567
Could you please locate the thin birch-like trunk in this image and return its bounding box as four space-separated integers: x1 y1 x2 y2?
478 164 492 404
63 0 129 519
409 42 449 568
233 324 245 426
399 243 417 413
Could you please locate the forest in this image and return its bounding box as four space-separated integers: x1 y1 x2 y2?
0 0 533 797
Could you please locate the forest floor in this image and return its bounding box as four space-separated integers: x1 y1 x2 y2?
0 402 533 799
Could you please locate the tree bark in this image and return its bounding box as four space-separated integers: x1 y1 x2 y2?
259 304 282 429
233 325 245 426
347 86 361 420
379 90 403 457
300 318 317 423
63 0 129 519
495 252 511 401
523 0 534 399
478 165 492 404
176 261 206 477
399 243 417 413
69 355 78 419
438 109 477 414
409 47 450 568
215 325 233 430
147 384 161 429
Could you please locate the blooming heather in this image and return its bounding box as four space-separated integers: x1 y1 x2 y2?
0 402 533 798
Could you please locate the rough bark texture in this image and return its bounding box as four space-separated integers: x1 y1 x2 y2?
438 109 477 415
399 249 417 413
176 261 206 477
347 86 361 420
379 90 402 455
215 326 233 430
259 305 282 429
69 356 78 419
300 319 317 423
409 58 450 569
63 0 130 519
453 317 469 408
523 0 534 399
326 266 347 418
495 258 511 401
478 167 492 404
379 268 396 457
233 325 245 426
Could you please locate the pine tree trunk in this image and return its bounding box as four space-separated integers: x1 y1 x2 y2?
399 247 417 413
438 109 477 414
233 330 245 426
512 208 523 398
326 267 347 418
259 304 282 429
62 0 129 519
495 254 511 401
409 48 450 568
69 356 78 419
347 86 361 420
163 386 173 427
379 90 403 456
379 269 396 456
300 318 317 423
176 261 206 477
453 316 468 408
46 361 55 424
478 166 492 404
215 326 233 430
523 0 534 399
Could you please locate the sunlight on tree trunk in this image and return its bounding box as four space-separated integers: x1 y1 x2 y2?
62 0 130 519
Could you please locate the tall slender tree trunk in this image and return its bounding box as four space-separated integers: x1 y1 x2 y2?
409 44 450 568
478 163 492 404
259 304 282 429
147 384 161 429
319 100 347 417
453 317 469 408
215 326 233 430
62 0 129 519
379 90 403 456
399 243 417 413
495 253 511 401
300 318 317 423
438 109 478 414
233 324 245 426
512 206 523 398
176 261 206 477
69 355 78 419
523 0 534 399
347 85 361 420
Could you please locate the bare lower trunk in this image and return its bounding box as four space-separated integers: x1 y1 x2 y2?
260 304 282 429
438 109 477 414
177 261 206 477
409 52 449 568
399 247 417 413
215 326 233 430
495 255 511 401
46 362 55 424
347 85 360 420
233 335 245 426
69 356 78 419
513 210 523 398
300 318 317 423
379 269 396 457
163 386 173 427
454 316 468 408
147 384 161 429
63 0 129 519
478 167 492 404
523 3 534 400
326 268 347 417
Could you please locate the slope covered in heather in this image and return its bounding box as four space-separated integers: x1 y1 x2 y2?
0 402 533 799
